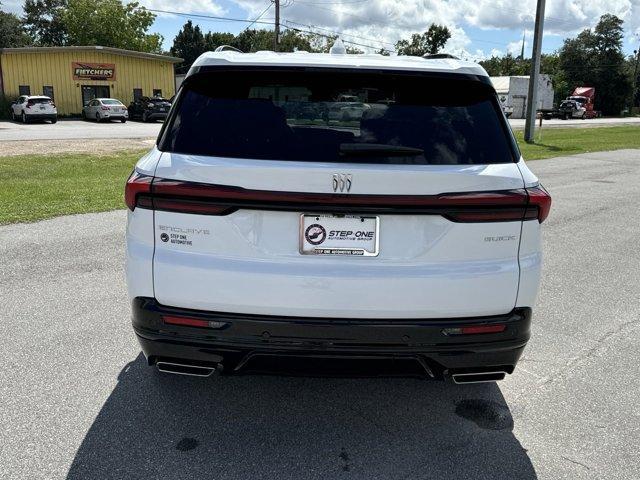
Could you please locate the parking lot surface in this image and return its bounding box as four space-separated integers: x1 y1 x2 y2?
1 150 639 479
1 116 640 143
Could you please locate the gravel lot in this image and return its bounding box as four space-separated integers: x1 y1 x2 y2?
1 150 639 479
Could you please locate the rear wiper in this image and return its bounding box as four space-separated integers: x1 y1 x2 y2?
339 143 424 157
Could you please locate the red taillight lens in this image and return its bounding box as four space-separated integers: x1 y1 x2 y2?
526 185 552 223
125 171 153 210
162 315 227 329
443 324 507 335
101 106 110 110
163 315 210 328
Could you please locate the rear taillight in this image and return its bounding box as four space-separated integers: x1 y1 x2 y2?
126 177 551 223
526 185 552 223
125 171 152 210
163 315 227 329
101 106 110 110
442 324 506 335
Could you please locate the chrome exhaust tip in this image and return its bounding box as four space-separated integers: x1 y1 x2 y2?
156 361 218 377
451 371 507 384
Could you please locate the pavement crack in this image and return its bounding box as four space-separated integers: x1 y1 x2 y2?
539 319 639 387
561 456 590 470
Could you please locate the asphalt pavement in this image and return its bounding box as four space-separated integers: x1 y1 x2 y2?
1 150 639 479
1 116 640 142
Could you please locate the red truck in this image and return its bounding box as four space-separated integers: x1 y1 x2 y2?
561 87 600 119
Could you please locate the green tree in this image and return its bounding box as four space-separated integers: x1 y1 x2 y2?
557 14 632 115
22 0 68 46
396 24 451 56
62 0 162 53
204 31 236 51
170 21 207 72
0 10 32 47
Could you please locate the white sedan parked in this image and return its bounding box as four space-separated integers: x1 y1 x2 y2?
82 98 128 123
10 96 57 123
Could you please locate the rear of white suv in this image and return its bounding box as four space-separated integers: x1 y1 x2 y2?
126 52 551 382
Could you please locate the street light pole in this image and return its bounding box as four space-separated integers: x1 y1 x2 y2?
524 0 546 143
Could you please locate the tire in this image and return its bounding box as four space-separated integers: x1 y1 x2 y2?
581 112 586 120
121 118 127 123
96 112 101 123
142 111 148 122
11 111 15 121
81 110 86 120
51 118 57 124
22 111 27 123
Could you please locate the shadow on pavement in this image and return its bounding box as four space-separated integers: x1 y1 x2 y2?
67 354 536 480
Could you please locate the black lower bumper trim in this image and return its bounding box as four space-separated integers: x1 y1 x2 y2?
132 297 531 378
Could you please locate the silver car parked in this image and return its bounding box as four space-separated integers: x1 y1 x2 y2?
82 98 128 123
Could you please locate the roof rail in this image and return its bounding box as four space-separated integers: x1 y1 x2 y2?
423 53 459 60
214 45 243 53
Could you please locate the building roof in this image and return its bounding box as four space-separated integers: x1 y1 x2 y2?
490 76 512 94
188 51 488 77
0 46 183 63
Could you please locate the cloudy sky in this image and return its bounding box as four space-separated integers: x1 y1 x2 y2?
2 0 639 59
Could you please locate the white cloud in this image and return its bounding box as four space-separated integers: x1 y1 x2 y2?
136 0 226 16
233 0 638 56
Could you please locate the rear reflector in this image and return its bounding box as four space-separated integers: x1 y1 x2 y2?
126 177 551 223
162 315 227 329
442 324 506 335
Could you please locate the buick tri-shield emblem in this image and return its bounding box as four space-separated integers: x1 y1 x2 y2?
332 174 352 192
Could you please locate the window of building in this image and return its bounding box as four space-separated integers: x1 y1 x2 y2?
153 89 162 97
133 88 143 100
43 86 54 101
19 85 31 96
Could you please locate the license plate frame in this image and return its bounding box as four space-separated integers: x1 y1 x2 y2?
299 214 380 256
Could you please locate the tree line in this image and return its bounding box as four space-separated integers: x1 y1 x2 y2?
479 14 638 115
1 2 638 114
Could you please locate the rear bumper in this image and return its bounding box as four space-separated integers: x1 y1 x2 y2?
132 297 531 378
145 111 168 120
25 113 56 120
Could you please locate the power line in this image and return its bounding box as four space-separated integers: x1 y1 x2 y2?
244 2 274 31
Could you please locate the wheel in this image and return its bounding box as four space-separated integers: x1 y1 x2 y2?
11 110 15 121
22 111 27 123
142 111 148 122
120 118 127 123
51 118 57 124
81 110 86 120
95 112 101 123
581 112 586 120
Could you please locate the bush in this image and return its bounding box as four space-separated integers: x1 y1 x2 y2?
0 94 18 120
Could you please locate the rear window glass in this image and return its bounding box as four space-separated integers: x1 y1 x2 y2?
102 99 122 105
161 69 517 165
28 98 52 105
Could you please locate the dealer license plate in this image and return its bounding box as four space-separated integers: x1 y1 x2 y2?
299 214 379 256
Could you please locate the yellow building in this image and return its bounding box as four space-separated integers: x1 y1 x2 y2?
0 46 182 115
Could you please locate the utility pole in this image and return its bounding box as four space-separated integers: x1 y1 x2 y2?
632 45 640 111
274 0 280 52
524 0 546 143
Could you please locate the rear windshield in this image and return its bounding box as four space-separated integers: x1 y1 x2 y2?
102 99 122 105
149 98 169 103
161 69 517 165
28 98 52 105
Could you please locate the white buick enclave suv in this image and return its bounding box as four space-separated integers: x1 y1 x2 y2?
125 50 551 382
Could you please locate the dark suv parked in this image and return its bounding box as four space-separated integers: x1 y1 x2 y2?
128 96 172 122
